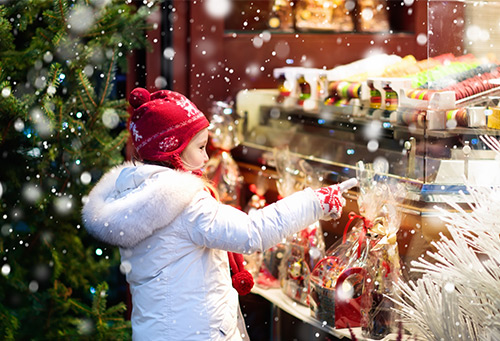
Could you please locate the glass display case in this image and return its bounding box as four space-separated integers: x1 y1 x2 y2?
173 1 500 339
233 0 500 250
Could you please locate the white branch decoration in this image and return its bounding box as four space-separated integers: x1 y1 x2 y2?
391 137 500 340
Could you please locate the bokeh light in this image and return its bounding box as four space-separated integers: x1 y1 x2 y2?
367 139 379 152
68 5 95 34
54 196 73 215
22 183 42 203
204 0 232 19
1 87 11 97
102 109 120 129
120 260 132 274
14 118 24 132
80 172 92 185
416 33 428 46
29 281 39 293
163 47 175 60
1 264 11 276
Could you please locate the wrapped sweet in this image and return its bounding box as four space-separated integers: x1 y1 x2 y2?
279 221 326 305
256 242 287 288
205 100 243 208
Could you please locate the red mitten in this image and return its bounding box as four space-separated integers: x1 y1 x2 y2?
228 252 254 295
313 185 346 220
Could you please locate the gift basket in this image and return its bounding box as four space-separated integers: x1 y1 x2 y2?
279 220 326 305
309 161 405 331
205 100 244 208
254 146 316 290
238 168 286 289
275 146 326 305
358 163 406 339
309 212 371 328
243 173 268 280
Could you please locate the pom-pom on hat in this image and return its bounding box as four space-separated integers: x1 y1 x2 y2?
128 87 210 164
228 252 254 295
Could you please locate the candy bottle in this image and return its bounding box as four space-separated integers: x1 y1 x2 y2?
369 82 382 109
276 73 291 104
383 83 398 111
297 74 311 106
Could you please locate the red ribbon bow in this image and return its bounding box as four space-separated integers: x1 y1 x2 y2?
342 212 372 258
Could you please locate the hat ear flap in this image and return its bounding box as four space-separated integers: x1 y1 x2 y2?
129 88 150 109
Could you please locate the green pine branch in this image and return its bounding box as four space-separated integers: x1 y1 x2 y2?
0 0 156 338
99 49 117 107
66 282 131 340
0 8 14 53
40 63 63 119
0 303 19 341
76 69 98 110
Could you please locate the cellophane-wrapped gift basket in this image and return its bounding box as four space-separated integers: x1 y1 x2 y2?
242 174 268 280
205 100 243 208
251 146 300 289
273 146 326 305
358 163 406 339
247 167 286 289
309 161 405 334
279 220 326 305
309 213 370 328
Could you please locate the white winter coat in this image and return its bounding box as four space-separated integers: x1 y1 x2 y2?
82 162 323 341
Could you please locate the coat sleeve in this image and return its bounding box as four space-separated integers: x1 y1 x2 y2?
184 188 323 254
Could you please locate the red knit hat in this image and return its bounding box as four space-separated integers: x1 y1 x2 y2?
128 87 210 165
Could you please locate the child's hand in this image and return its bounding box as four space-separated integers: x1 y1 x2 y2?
313 178 358 220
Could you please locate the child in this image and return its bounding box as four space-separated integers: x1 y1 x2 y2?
82 87 350 341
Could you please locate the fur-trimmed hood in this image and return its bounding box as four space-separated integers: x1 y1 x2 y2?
82 162 205 248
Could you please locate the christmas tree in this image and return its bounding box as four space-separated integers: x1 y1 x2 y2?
0 0 155 339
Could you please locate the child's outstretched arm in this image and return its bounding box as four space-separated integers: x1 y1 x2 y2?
185 179 357 254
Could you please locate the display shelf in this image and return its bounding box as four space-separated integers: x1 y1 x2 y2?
259 103 500 139
224 30 417 37
174 0 435 114
251 286 410 340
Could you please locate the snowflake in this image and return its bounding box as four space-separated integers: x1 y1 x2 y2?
130 122 143 142
159 136 179 152
175 96 199 118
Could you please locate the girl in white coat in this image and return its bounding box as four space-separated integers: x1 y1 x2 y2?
82 88 350 341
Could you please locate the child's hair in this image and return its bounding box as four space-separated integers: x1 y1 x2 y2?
203 179 220 202
133 154 220 202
